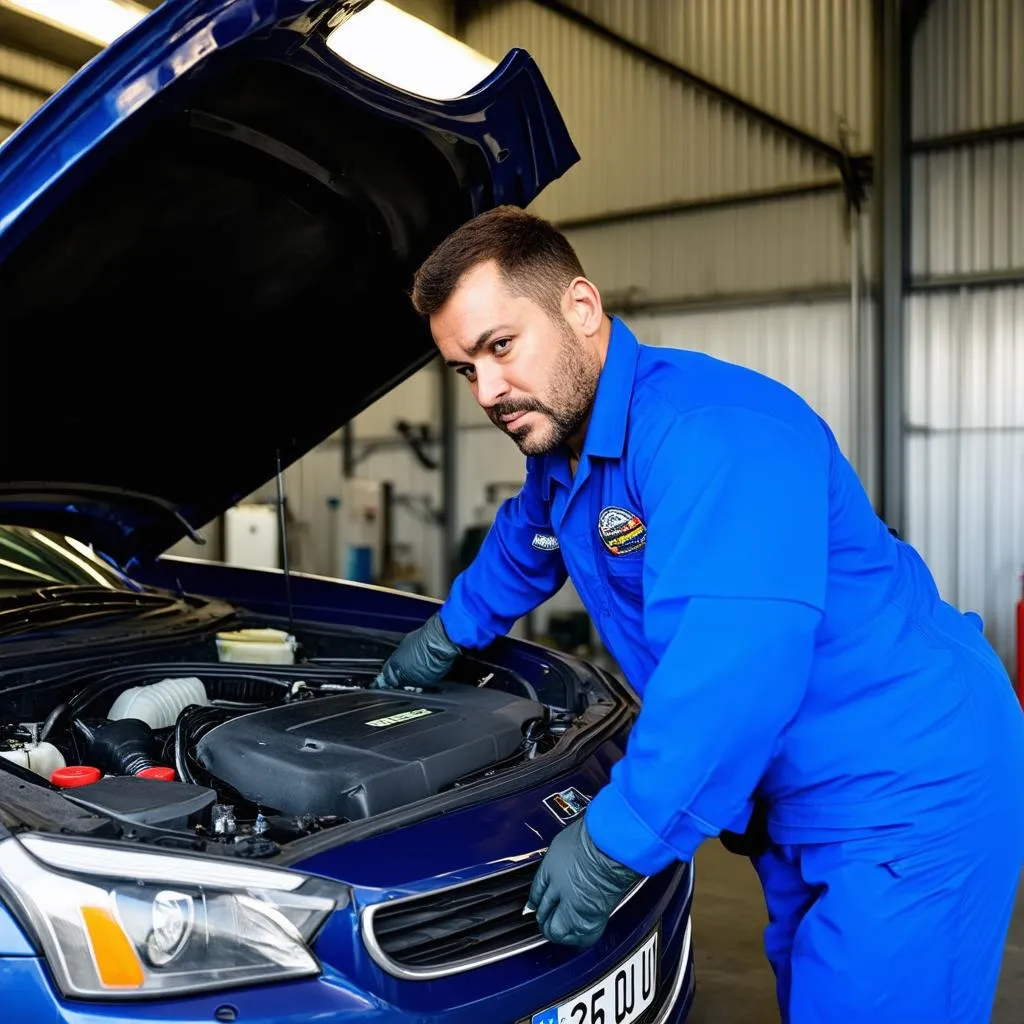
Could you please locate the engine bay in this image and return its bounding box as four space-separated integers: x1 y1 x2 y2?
0 628 583 851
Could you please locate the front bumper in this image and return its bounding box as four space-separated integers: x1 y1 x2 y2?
0 865 695 1023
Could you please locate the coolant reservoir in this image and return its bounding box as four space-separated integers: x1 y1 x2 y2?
107 677 208 730
1 741 66 779
216 628 296 665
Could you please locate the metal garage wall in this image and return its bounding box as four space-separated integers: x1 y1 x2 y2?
559 0 875 148
0 44 72 143
905 0 1024 671
567 186 852 307
463 0 837 226
911 0 1024 139
905 289 1024 671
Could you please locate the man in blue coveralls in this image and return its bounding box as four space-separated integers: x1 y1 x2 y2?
375 206 1024 1022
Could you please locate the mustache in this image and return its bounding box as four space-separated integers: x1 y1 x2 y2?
489 399 547 418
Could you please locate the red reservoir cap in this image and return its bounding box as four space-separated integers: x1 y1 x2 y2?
51 765 101 788
137 766 176 781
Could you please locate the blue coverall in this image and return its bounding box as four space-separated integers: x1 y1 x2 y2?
439 316 1024 1023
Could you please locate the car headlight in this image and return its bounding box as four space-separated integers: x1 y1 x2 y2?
0 834 345 1000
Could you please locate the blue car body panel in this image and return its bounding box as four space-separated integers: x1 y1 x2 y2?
0 0 580 563
0 0 576 258
0 2 694 1020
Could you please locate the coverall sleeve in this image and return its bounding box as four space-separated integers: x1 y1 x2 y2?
439 458 568 650
585 404 829 875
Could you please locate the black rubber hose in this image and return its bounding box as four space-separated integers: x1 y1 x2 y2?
72 717 161 775
39 702 68 743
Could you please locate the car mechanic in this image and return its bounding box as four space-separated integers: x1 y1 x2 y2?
373 205 1024 1023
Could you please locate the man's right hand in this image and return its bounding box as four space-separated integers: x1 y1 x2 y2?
373 612 460 689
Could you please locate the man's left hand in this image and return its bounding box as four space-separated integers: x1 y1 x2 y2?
526 816 644 948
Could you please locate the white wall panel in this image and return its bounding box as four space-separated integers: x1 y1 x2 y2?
564 0 874 147
462 0 837 223
905 289 1024 670
912 139 1024 278
560 187 851 307
912 0 1024 139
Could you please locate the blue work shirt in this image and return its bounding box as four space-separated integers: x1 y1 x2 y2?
440 316 1024 875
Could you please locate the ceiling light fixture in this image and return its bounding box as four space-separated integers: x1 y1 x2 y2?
326 1 498 101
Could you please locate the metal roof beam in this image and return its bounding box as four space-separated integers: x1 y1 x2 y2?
530 0 869 177
554 181 845 233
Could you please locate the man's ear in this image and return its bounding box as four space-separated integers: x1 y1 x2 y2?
562 276 604 336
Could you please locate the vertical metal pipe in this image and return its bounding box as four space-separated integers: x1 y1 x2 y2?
872 0 910 535
439 359 459 591
341 424 355 478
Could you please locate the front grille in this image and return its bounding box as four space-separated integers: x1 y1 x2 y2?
364 861 542 975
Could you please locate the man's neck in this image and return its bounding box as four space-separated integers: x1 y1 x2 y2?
565 315 613 475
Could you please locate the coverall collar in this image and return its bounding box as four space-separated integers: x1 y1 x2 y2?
581 315 641 459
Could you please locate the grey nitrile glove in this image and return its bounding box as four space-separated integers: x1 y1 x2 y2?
373 612 459 689
526 816 643 948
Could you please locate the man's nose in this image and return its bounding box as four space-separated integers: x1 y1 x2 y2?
475 364 509 408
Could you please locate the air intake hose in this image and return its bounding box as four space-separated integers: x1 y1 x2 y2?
72 717 161 776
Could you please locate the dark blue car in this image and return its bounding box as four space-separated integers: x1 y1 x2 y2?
0 2 695 1021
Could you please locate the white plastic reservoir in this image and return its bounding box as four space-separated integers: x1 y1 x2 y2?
1 741 66 778
216 628 297 665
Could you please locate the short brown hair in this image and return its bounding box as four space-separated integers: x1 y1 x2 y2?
410 205 585 318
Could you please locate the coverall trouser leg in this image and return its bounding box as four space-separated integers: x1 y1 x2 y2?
752 817 1023 1024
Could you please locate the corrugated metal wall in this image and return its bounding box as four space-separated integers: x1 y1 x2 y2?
0 44 72 143
911 0 1024 140
461 0 855 312
568 186 852 307
561 0 875 147
912 139 1024 280
464 0 838 225
906 0 1024 670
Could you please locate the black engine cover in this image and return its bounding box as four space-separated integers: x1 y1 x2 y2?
193 685 544 820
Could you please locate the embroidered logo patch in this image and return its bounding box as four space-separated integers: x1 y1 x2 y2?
597 505 646 555
531 532 560 552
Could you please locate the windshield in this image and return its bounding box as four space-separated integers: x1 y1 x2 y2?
0 525 136 595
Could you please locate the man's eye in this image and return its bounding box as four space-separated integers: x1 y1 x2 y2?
492 338 511 355
457 366 476 380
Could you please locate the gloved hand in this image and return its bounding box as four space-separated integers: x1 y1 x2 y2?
373 612 460 689
526 816 643 948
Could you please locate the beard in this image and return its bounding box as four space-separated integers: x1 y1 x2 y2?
488 317 600 456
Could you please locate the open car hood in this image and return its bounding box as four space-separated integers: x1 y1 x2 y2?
0 0 577 568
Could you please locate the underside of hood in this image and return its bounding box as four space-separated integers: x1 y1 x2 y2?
0 0 578 567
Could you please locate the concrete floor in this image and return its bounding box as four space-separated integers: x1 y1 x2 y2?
686 841 1024 1022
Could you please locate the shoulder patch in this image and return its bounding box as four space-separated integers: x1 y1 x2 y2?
597 506 646 555
531 532 560 552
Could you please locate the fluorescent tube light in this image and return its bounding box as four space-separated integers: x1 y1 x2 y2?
327 1 498 101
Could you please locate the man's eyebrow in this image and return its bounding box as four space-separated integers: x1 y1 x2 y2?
444 325 511 367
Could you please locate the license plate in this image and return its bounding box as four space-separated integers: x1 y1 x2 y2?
530 927 659 1024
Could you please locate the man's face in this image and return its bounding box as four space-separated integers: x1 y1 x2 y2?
431 261 601 456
